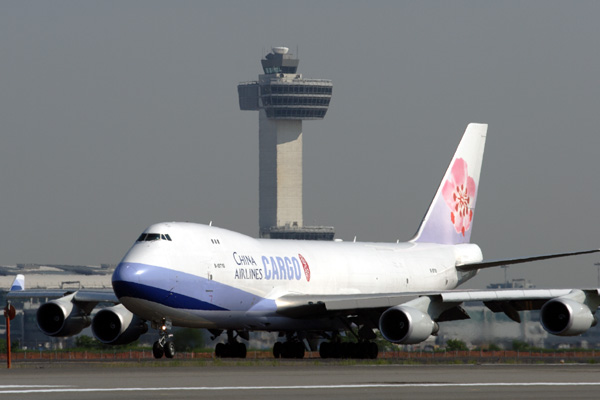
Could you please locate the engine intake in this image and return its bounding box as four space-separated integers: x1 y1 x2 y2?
92 304 148 345
540 297 595 336
36 294 91 337
379 305 438 344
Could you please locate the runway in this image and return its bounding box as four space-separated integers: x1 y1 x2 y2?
2 362 600 399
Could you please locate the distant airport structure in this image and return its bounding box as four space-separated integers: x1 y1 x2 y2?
238 47 335 240
0 264 115 349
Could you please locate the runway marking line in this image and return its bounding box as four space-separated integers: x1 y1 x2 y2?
0 386 69 389
3 382 600 394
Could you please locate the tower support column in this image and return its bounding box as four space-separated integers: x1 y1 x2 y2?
259 111 303 234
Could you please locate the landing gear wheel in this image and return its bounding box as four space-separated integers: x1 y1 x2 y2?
274 341 305 359
215 342 247 358
236 342 247 358
273 342 283 359
152 341 164 359
319 342 330 359
215 343 225 358
291 341 305 359
164 341 176 359
368 342 379 359
341 342 354 359
318 341 378 359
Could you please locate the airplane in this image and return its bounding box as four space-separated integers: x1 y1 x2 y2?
8 123 600 359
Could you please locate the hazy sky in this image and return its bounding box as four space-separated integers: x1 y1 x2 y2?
1 1 599 289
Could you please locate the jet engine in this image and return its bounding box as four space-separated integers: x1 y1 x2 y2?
379 305 438 344
92 304 148 345
540 297 595 336
36 294 91 337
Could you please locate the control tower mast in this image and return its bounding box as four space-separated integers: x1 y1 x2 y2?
238 47 334 240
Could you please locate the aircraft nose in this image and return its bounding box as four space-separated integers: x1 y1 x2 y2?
113 262 142 283
112 262 148 299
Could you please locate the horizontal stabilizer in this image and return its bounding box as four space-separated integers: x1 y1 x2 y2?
456 249 600 272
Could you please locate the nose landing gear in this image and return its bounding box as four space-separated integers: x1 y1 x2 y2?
152 319 176 359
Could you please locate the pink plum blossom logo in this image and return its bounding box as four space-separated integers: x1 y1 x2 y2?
298 254 310 282
441 158 476 236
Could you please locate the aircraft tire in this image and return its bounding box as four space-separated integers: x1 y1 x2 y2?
236 342 247 358
294 341 305 359
368 342 379 359
341 342 354 359
152 341 164 359
331 343 341 358
319 342 330 359
215 343 225 358
164 341 176 359
273 342 283 358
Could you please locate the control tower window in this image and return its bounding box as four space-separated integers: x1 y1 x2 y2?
264 67 281 74
268 85 332 95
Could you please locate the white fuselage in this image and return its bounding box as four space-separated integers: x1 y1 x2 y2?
112 222 482 331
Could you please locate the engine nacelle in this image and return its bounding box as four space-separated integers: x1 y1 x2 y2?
92 304 148 345
37 294 91 337
379 305 438 344
540 297 595 336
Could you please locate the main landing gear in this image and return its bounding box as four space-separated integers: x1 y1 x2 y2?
319 340 378 359
213 330 248 358
273 341 306 359
152 320 176 359
272 333 306 359
318 324 379 359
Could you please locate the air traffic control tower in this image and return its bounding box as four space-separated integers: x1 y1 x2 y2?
238 47 334 240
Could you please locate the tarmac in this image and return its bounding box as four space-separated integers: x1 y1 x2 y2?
2 361 600 399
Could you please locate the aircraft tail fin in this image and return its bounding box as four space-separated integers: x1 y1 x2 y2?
9 274 25 292
411 123 488 244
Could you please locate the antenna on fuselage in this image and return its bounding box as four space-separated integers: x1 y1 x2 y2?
209 221 213 226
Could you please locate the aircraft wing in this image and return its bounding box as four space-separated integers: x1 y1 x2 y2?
275 288 600 322
73 290 118 303
276 292 419 317
7 288 118 303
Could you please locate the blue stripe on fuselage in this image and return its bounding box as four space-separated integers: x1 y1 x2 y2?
112 262 275 312
111 280 227 311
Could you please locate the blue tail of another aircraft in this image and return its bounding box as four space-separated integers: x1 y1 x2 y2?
9 274 25 292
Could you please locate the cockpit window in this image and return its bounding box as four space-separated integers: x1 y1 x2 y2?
136 233 172 242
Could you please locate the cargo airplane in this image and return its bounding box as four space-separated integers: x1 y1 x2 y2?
8 123 600 359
